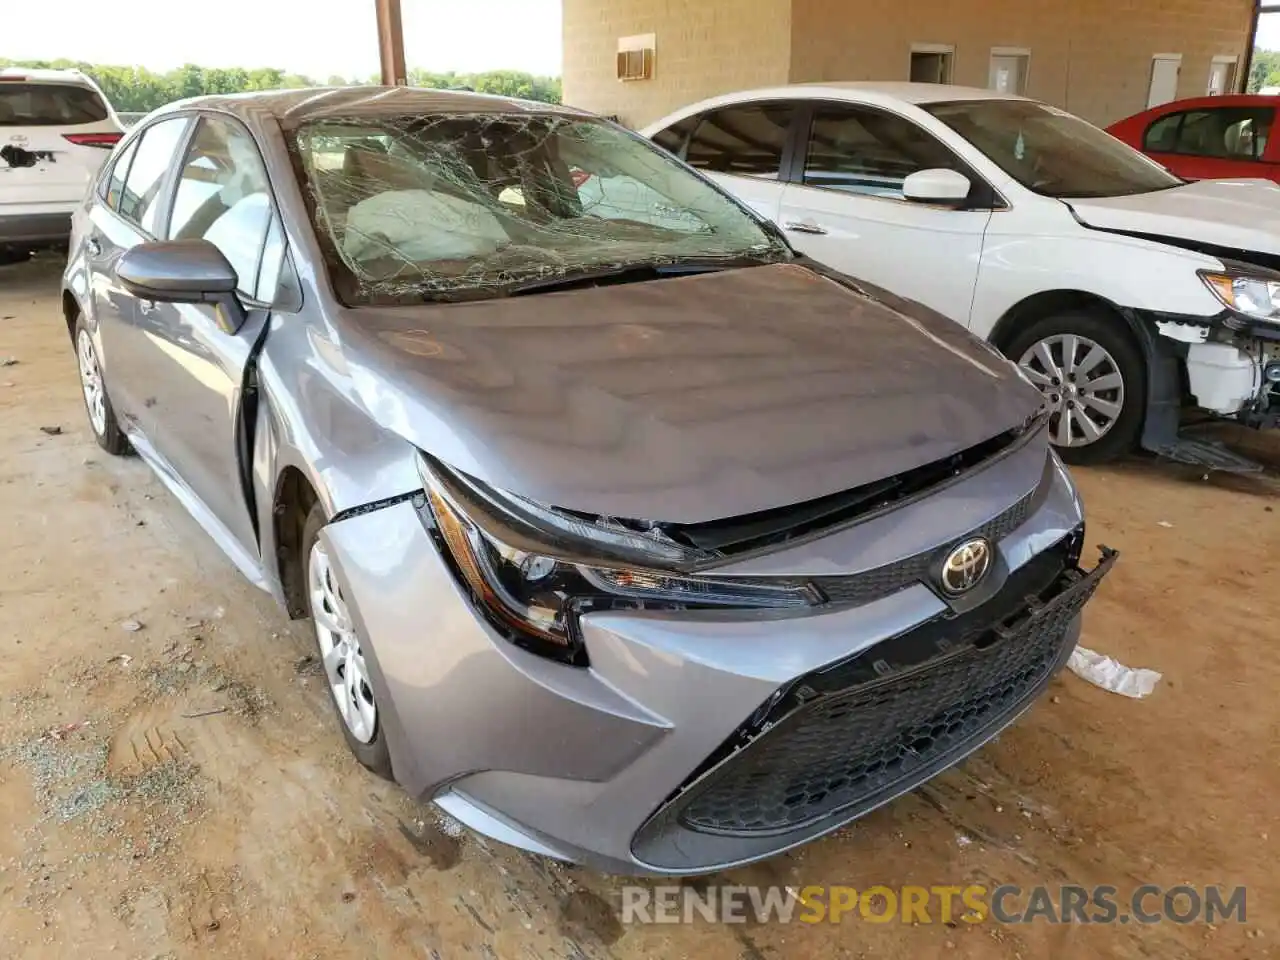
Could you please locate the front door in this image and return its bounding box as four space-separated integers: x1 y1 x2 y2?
778 102 992 326
125 113 281 562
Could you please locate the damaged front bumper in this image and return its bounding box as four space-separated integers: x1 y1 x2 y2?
632 542 1116 872
317 440 1100 875
1142 310 1280 431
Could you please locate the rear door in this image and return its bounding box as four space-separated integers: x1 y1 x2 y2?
1141 105 1276 181
134 112 283 561
777 101 994 325
0 79 121 220
652 101 796 221
84 115 192 429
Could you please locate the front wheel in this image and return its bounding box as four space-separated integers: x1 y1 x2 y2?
1003 310 1146 466
301 503 394 779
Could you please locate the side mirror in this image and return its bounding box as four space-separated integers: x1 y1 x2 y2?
902 168 972 206
116 239 247 334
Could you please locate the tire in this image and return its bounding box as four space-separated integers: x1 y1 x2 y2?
1002 309 1146 466
73 316 131 456
301 502 394 779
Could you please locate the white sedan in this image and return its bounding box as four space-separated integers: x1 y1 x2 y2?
642 83 1280 467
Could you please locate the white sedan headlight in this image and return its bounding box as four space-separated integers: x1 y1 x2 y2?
1200 270 1280 323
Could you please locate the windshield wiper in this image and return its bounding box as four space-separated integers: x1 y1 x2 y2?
505 256 781 297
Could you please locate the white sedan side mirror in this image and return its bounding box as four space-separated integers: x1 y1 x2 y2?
902 168 971 205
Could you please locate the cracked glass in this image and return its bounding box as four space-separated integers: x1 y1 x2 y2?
289 112 791 304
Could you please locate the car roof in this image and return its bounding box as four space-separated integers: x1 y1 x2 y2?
0 66 98 87
154 85 592 127
640 82 1031 131
1130 93 1276 115
791 81 1031 105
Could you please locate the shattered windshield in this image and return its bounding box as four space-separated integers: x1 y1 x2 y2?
290 112 791 303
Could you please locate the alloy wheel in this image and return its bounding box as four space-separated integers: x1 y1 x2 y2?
1017 333 1126 448
76 328 107 437
308 540 377 744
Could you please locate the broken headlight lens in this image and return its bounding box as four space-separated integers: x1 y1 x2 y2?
417 453 820 664
1201 270 1280 324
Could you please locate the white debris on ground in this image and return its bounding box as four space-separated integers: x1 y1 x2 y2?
1068 646 1162 699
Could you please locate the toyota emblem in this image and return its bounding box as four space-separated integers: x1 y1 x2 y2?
939 537 992 595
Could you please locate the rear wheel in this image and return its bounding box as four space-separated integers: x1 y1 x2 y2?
74 317 130 455
1003 310 1146 466
301 503 393 779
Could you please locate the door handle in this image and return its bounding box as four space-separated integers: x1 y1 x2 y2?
784 220 828 235
85 237 102 257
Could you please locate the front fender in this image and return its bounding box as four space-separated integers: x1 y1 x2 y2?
252 315 423 603
970 225 1226 339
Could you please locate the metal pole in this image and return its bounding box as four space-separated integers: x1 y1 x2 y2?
375 0 408 86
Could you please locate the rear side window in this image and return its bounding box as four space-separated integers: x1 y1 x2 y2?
104 137 140 210
1143 107 1274 160
651 115 699 156
167 115 275 299
0 83 108 126
117 117 189 234
684 103 793 178
1143 113 1182 152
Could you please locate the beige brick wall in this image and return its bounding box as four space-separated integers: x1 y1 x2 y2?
562 0 1253 130
561 0 792 128
788 0 1253 126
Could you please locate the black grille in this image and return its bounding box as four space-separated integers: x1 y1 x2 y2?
813 485 1039 607
675 548 1115 837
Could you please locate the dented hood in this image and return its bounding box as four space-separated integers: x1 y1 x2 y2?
1066 178 1280 256
335 263 1041 523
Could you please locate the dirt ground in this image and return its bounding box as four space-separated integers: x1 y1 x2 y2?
1 254 1278 960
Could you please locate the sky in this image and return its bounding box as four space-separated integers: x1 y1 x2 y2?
7 3 1280 79
2 0 564 78
1260 13 1280 51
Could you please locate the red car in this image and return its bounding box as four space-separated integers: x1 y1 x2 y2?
1106 95 1277 182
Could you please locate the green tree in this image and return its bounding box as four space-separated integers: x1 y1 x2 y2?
1248 48 1280 92
0 58 562 111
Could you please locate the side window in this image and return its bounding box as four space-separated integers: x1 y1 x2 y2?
1223 111 1271 160
1147 108 1273 160
801 104 963 199
651 115 699 156
167 116 275 300
117 117 190 234
684 103 792 178
103 137 139 211
1143 112 1183 152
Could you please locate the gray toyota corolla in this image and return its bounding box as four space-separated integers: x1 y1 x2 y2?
61 86 1114 875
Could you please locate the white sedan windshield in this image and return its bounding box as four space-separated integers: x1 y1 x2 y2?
926 99 1183 199
292 113 788 302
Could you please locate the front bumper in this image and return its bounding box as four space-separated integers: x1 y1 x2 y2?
322 440 1101 875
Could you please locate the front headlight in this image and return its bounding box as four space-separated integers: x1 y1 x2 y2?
417 453 821 664
1200 270 1280 323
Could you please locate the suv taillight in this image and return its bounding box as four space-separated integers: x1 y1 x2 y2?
62 132 123 148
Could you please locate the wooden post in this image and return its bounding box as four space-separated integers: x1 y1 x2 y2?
375 0 408 86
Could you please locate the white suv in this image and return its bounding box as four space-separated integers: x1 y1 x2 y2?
642 83 1280 469
1 67 124 264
